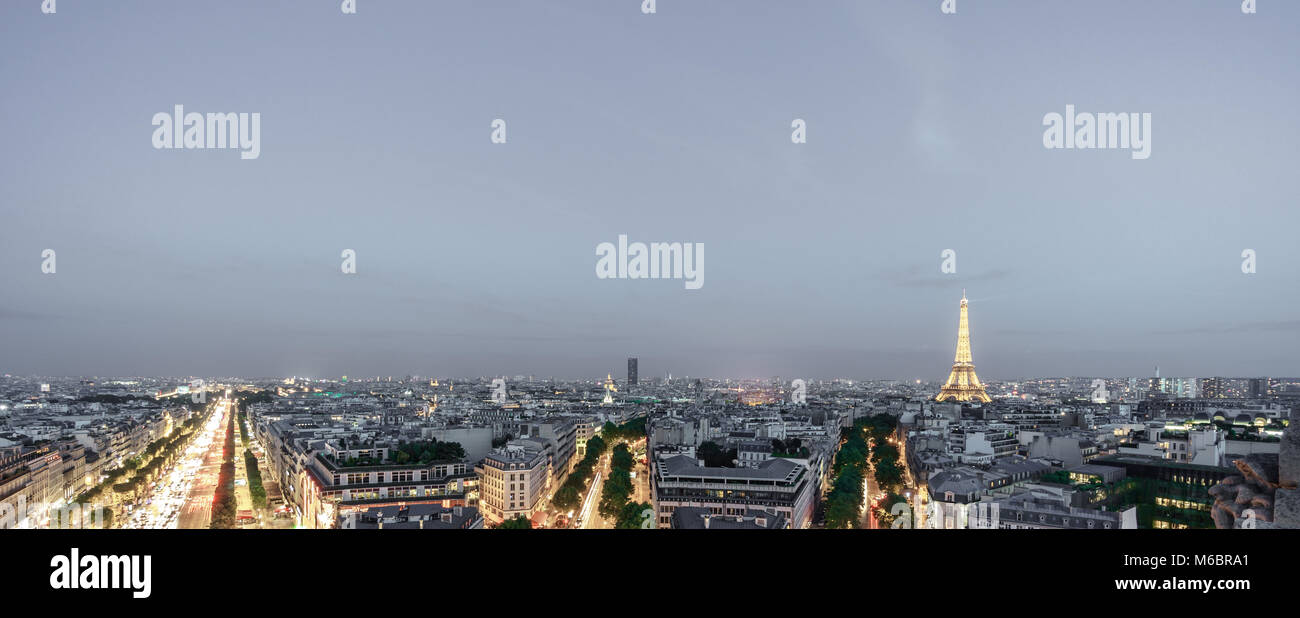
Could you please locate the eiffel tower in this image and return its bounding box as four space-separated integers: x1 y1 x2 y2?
935 291 992 403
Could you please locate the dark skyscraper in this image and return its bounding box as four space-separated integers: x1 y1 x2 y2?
627 358 638 386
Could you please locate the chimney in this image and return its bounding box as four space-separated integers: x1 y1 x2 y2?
703 516 710 529
454 506 463 516
419 519 424 529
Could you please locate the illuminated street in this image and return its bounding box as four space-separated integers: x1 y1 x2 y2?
119 401 220 529
580 453 612 529
860 436 880 530
175 400 229 529
578 468 602 529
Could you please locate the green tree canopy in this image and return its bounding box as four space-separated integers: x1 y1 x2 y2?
497 514 532 529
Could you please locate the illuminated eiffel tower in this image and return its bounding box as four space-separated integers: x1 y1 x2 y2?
935 291 992 403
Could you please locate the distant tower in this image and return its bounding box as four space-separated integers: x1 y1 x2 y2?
628 358 638 386
603 374 618 404
935 291 992 403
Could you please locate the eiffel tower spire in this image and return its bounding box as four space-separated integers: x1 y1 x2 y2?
936 292 991 403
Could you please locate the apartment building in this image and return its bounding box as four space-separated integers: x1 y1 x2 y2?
650 452 816 529
475 441 549 526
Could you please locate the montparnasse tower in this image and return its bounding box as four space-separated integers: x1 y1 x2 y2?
935 291 992 403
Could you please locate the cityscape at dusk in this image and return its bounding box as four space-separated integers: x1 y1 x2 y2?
3 0 1297 606
4 292 1297 532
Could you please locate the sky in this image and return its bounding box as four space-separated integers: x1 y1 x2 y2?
1 0 1297 380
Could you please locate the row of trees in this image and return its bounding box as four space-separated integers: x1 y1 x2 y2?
821 414 904 528
824 418 872 528
872 442 905 491
600 443 652 528
862 415 906 527
550 434 608 512
598 444 635 518
600 417 646 443
237 410 250 449
549 416 649 527
74 412 205 511
244 449 267 510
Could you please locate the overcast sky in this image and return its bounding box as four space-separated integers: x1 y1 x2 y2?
1 1 1297 380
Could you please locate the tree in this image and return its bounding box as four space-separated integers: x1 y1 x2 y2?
599 472 633 518
611 444 635 470
697 441 732 467
586 435 607 457
824 467 864 529
552 484 581 512
871 443 900 466
825 495 860 528
497 514 531 529
874 459 904 491
615 501 654 529
834 442 866 475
